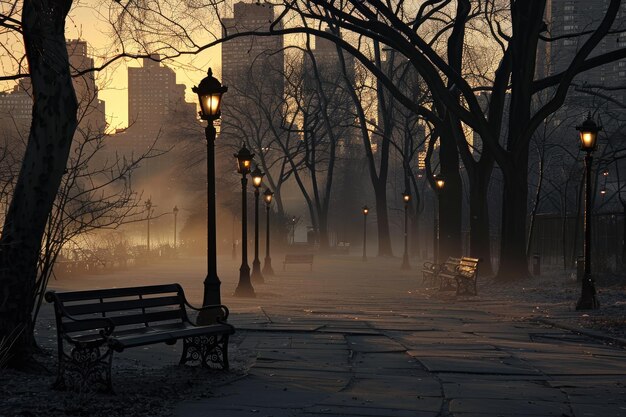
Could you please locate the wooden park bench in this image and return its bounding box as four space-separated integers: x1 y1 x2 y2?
436 257 462 292
437 256 480 296
45 283 235 393
421 261 441 285
455 257 480 296
283 253 314 271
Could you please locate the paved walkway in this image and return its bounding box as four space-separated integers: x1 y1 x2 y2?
49 255 626 416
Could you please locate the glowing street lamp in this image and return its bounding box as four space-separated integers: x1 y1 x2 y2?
401 191 411 270
193 68 227 121
262 189 275 276
234 144 255 297
251 166 265 284
434 175 445 265
576 113 601 310
193 68 227 313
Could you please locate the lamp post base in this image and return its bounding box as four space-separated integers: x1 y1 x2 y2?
234 265 255 297
251 259 264 283
401 254 411 270
362 256 367 262
262 257 274 276
576 273 599 310
197 274 222 325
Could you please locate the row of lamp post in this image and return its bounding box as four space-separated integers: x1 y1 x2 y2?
193 67 276 303
192 68 601 312
232 145 275 297
360 176 445 271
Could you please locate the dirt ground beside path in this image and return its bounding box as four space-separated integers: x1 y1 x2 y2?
0 329 253 417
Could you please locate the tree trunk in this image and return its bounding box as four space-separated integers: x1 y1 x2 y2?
374 184 393 257
0 0 77 367
469 166 494 276
496 160 530 281
621 203 626 270
410 208 420 257
439 129 462 261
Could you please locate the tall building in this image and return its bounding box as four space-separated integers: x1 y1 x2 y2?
0 83 32 140
127 55 196 149
541 0 626 105
67 39 107 133
220 2 285 175
303 28 358 156
0 39 107 148
221 2 284 88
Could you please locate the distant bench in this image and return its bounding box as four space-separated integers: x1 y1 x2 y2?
283 253 314 271
45 283 234 392
423 256 480 296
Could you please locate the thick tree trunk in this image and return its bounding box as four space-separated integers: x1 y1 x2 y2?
0 0 77 367
410 208 420 258
496 161 530 281
318 211 330 252
621 203 626 270
469 167 494 276
439 130 462 261
374 185 393 257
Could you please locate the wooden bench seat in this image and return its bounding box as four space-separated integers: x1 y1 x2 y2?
283 253 314 271
45 283 235 392
434 256 480 296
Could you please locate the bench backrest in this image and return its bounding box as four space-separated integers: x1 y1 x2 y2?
458 257 480 276
45 284 188 335
441 257 461 273
285 254 314 262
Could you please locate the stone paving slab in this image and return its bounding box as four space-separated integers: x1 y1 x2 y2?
344 335 406 353
520 355 626 375
448 398 572 415
413 355 542 375
568 403 626 417
442 380 567 400
350 351 421 371
302 404 437 417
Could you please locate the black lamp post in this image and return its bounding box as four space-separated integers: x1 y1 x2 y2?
145 198 153 254
362 206 369 262
576 113 601 310
234 144 256 297
434 175 445 264
401 192 411 270
262 189 275 276
251 166 265 284
173 205 179 250
291 216 296 244
193 67 227 310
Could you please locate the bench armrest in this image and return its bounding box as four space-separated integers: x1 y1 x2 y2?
183 301 230 321
423 261 439 270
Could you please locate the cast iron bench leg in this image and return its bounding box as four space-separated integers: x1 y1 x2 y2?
55 343 114 393
180 333 230 370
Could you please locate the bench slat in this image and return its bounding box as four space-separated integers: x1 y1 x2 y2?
110 323 234 351
53 284 181 302
63 295 182 316
62 309 183 333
